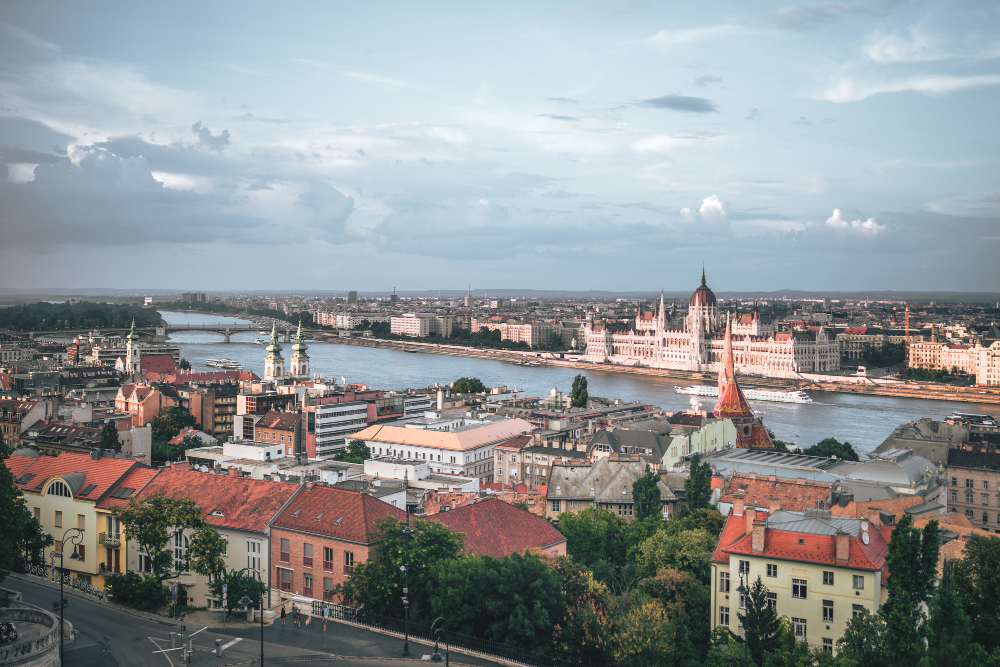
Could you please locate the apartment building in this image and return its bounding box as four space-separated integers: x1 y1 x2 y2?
390 313 455 338
946 444 1000 533
546 457 678 520
312 401 370 458
710 501 889 654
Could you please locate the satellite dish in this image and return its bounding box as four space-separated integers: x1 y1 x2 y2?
860 520 869 532
861 532 870 545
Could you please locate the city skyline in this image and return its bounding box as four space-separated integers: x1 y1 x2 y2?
1 1 999 291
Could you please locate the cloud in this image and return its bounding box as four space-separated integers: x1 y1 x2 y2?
864 28 1000 63
191 121 230 151
823 208 885 234
646 24 742 46
817 73 1000 102
214 63 268 76
536 114 580 121
296 181 355 240
678 195 733 235
744 108 761 121
693 75 722 87
544 97 578 104
769 0 902 32
640 95 719 113
632 134 707 154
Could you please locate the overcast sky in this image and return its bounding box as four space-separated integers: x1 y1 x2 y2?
1 1 998 293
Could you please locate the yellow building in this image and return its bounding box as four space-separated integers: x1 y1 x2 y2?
710 499 890 655
7 451 155 590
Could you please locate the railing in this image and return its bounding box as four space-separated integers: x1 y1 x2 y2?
303 556 313 567
312 603 586 667
99 563 121 574
343 565 354 575
98 531 121 547
322 560 333 571
279 580 291 591
279 551 289 563
303 587 312 598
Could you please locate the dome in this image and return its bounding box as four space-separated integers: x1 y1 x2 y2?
690 268 717 307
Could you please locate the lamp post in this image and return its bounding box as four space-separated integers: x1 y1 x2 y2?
430 616 445 663
52 527 84 666
236 567 264 665
401 519 414 658
736 571 749 667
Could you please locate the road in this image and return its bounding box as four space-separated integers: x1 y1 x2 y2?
5 575 506 666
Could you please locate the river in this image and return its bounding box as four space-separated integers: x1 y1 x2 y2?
152 311 1000 455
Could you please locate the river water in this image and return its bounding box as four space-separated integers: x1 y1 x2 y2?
152 311 1000 455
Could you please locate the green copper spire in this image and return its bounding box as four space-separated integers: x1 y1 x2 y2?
127 318 138 343
266 321 283 359
292 318 309 358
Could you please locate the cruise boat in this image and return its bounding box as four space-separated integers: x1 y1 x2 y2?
205 358 242 369
675 384 812 404
252 337 267 345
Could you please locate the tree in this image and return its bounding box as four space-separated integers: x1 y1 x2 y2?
837 608 886 667
451 377 486 394
341 516 464 619
684 453 713 513
927 559 973 666
106 571 168 612
208 569 267 618
801 437 860 462
570 374 589 408
633 465 662 522
881 514 939 665
635 528 716 584
150 406 197 441
737 576 782 665
100 420 122 453
334 439 371 464
637 566 711 663
0 446 40 582
178 358 191 371
611 600 678 667
556 507 628 573
550 557 614 666
954 535 1000 651
112 493 226 584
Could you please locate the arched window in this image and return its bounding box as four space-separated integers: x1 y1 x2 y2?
48 481 72 497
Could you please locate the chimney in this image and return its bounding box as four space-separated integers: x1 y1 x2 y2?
437 386 444 412
733 494 745 517
835 530 849 562
91 449 102 461
768 495 781 514
752 520 766 552
744 507 756 535
228 466 240 477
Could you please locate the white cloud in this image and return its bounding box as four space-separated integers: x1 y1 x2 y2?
425 126 468 148
698 194 728 219
863 28 950 63
645 24 742 47
817 73 1000 103
632 133 721 155
824 208 885 234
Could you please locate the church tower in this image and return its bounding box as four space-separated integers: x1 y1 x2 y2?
264 322 284 382
289 319 310 379
125 318 141 376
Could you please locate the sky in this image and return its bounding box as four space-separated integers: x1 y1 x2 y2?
0 0 998 293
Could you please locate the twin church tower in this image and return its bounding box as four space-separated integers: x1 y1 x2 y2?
264 321 310 382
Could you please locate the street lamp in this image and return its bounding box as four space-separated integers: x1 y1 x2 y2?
401 523 415 658
430 616 446 663
736 571 749 667
52 527 84 666
235 567 264 665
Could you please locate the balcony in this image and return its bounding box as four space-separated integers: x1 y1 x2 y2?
280 551 289 563
279 580 291 591
303 587 313 598
323 560 333 572
98 532 121 547
99 562 120 574
303 556 313 568
343 565 354 575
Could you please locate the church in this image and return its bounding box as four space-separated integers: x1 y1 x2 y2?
582 270 839 379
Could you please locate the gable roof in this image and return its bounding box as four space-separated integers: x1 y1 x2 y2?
587 429 669 461
137 467 301 532
7 451 138 503
427 498 565 558
719 474 833 512
96 466 160 508
352 419 535 452
139 354 179 374
4 453 39 476
548 457 676 503
256 411 301 431
272 484 405 544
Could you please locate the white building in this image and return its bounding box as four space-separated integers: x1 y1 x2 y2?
313 401 369 458
390 313 454 338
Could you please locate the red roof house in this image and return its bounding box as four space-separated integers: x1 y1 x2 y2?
426 498 567 558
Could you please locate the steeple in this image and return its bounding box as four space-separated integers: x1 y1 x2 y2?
701 264 706 286
127 318 138 343
264 321 284 382
290 318 310 379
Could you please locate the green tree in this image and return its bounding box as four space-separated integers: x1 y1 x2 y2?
0 446 41 582
333 439 371 464
150 406 197 441
881 514 939 665
100 420 122 452
208 569 268 618
611 600 678 667
550 557 614 666
112 492 226 584
634 528 716 584
737 576 782 665
178 358 191 371
926 559 974 666
451 377 486 394
636 566 711 664
802 437 860 461
341 517 464 618
954 535 1000 651
837 608 886 667
684 453 713 513
556 507 628 573
632 465 662 522
106 571 168 612
570 374 589 408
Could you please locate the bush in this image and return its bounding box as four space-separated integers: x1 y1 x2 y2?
0 622 17 645
106 571 168 611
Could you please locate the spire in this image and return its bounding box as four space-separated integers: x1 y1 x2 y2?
127 318 138 343
266 321 283 358
701 264 706 286
292 317 309 357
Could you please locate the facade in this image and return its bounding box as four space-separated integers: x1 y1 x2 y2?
254 411 302 457
0 399 49 447
946 444 1000 533
836 327 908 362
114 383 177 427
546 457 678 520
583 271 839 378
175 384 238 434
269 484 405 612
390 313 455 338
494 435 588 487
311 401 370 458
710 502 889 654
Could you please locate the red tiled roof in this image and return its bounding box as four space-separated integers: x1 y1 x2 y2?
719 475 833 512
4 454 39 476
713 377 753 419
257 411 301 431
7 451 137 502
272 484 405 544
425 498 566 558
139 354 179 374
137 467 301 532
97 466 160 508
829 495 925 519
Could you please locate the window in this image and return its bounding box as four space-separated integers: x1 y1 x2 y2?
303 573 313 597
174 533 189 572
766 563 777 578
719 572 730 592
551 500 561 513
984 494 990 506
766 592 777 609
323 577 334 600
76 544 85 561
853 604 864 618
303 543 313 567
952 490 958 502
48 481 72 497
247 539 261 572
792 618 807 641
323 547 334 571
852 575 864 590
823 638 833 653
792 578 807 599
139 554 153 573
344 551 355 575
823 600 833 622
985 480 990 490
966 508 975 519
967 492 975 503
719 606 729 626
739 560 749 575
951 477 957 486
823 571 834 586
55 511 63 528
77 515 85 530
984 512 989 524
280 538 290 563
967 478 974 488
220 535 228 556
278 567 292 591
33 507 40 522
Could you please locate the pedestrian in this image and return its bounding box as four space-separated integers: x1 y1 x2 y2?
293 605 300 627
280 605 286 625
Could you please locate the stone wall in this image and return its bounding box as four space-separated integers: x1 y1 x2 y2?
0 602 60 667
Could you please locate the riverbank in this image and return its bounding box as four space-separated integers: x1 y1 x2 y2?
316 334 1000 405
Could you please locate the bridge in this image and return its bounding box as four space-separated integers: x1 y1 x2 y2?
22 323 324 343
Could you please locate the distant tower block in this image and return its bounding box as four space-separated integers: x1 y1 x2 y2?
390 287 399 303
347 290 357 304
264 322 284 382
464 283 471 308
289 320 310 379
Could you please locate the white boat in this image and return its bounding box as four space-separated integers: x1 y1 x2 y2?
252 337 267 345
675 385 812 404
205 358 242 369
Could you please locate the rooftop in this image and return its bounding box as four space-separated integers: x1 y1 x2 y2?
425 498 566 558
